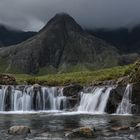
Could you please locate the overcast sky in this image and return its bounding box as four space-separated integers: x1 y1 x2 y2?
0 0 140 31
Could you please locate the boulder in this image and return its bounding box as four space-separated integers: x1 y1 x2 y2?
0 74 16 85
8 126 31 135
106 85 126 113
65 126 95 138
63 84 83 97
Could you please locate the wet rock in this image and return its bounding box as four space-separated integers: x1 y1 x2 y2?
8 126 31 135
106 85 126 113
32 84 43 110
110 126 130 131
131 83 140 114
63 84 83 97
67 97 79 108
0 74 16 85
40 133 52 137
63 84 83 108
117 76 129 86
106 81 140 114
135 123 140 129
102 129 114 137
33 84 41 91
16 85 26 92
131 83 140 104
65 126 95 138
5 86 13 111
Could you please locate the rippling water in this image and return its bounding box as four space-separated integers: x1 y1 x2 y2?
0 112 140 140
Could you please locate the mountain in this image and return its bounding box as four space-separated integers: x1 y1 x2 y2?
0 24 36 47
86 25 140 53
0 13 131 74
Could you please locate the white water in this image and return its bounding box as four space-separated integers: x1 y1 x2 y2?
78 87 113 113
116 84 133 115
0 86 68 111
0 84 133 115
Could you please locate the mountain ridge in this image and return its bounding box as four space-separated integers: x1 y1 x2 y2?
86 25 140 53
0 13 134 74
0 24 36 47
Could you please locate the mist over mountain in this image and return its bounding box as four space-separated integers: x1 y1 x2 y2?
86 25 140 54
0 24 36 47
1 0 140 31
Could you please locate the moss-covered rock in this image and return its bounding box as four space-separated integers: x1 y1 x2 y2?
129 60 140 83
0 74 16 85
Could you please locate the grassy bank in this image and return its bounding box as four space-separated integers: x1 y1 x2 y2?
8 65 132 86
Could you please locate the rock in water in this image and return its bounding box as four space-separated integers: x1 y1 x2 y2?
106 85 126 113
8 126 31 135
63 84 83 108
65 126 95 138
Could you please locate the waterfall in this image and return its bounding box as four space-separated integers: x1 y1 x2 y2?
116 84 133 115
0 86 68 112
78 86 113 113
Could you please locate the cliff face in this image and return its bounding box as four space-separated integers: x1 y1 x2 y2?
0 14 119 74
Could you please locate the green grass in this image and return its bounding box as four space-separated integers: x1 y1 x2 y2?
6 64 133 86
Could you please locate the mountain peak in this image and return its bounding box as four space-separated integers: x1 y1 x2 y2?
41 13 82 32
0 13 119 74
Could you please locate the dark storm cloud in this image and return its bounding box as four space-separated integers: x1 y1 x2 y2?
0 0 140 31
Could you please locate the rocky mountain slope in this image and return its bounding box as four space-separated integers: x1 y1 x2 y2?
0 24 36 47
0 14 130 74
86 26 140 53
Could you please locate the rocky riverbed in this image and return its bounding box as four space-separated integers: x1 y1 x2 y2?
0 112 140 140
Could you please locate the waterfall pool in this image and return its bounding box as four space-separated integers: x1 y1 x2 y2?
0 85 139 139
0 112 139 140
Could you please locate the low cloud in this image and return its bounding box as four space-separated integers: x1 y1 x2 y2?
0 0 140 31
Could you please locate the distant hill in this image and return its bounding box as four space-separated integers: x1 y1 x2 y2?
0 13 121 74
0 25 36 47
86 25 140 53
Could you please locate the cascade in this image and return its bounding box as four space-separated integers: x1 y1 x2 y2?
78 86 113 113
116 84 133 114
0 86 68 112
